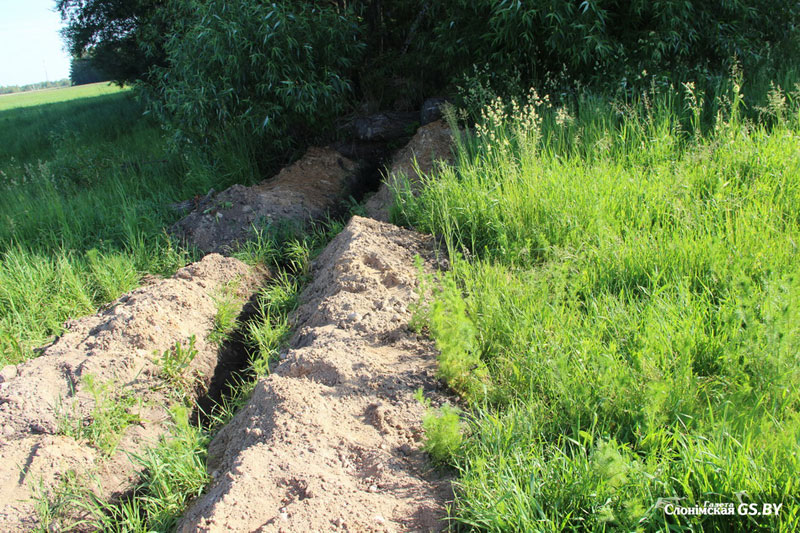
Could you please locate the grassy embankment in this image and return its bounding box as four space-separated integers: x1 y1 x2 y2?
0 84 259 365
398 81 800 531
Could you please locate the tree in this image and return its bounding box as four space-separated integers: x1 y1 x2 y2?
56 0 168 84
428 0 800 93
69 56 107 85
150 0 364 163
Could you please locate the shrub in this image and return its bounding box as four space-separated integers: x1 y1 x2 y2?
421 403 463 466
429 0 800 93
428 273 488 401
150 0 364 167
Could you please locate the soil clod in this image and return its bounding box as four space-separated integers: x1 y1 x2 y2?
171 147 364 254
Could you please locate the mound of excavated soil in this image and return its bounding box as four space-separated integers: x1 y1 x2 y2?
365 120 455 222
172 147 362 255
0 254 266 530
178 216 452 532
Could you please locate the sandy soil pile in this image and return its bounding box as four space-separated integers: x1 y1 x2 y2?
365 120 455 222
172 147 362 254
0 254 266 530
178 216 452 532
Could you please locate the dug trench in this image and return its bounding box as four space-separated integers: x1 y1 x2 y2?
177 116 458 435
178 216 454 532
190 296 262 430
0 115 457 530
0 254 269 530
168 110 418 256
184 135 408 429
170 119 458 532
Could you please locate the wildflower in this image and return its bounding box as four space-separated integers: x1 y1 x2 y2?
555 107 573 127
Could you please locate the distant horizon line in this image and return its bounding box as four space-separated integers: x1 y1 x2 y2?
0 77 70 88
0 79 116 97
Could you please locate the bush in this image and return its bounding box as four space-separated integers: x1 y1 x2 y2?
429 0 800 93
150 0 364 168
428 273 488 401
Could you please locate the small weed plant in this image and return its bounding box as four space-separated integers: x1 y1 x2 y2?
32 470 86 533
208 282 242 345
158 335 199 401
56 374 140 456
416 389 463 466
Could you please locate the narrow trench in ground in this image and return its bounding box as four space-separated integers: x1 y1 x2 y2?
191 145 395 429
101 298 264 518
191 293 262 429
335 138 402 204
102 146 397 525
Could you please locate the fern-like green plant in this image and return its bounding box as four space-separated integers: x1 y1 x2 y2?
421 403 463 466
428 273 487 401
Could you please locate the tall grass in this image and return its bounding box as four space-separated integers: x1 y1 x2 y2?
398 80 800 531
0 90 264 365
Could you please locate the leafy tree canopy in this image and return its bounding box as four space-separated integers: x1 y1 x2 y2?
70 56 107 86
55 0 800 168
56 0 168 84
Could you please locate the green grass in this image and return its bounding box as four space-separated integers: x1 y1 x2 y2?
0 82 125 112
208 282 244 345
56 374 141 456
36 405 211 533
0 88 262 366
398 80 800 531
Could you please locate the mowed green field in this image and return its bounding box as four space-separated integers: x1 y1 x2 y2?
0 82 124 112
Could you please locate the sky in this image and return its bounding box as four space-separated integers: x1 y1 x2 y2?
0 0 71 86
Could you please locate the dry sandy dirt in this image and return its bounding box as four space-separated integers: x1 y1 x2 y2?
0 255 266 530
364 120 455 222
178 217 452 532
171 147 363 254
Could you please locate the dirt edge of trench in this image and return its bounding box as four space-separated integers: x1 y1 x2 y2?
178 216 453 532
0 255 267 531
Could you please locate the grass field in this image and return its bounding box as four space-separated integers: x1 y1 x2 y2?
0 86 255 366
0 82 124 112
3 68 798 531
398 82 800 531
